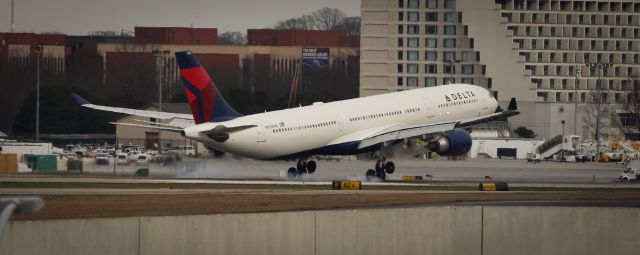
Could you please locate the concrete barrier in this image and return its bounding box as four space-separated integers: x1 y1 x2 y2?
1 206 639 255
1 217 139 255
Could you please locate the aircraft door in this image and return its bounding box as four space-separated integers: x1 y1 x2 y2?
256 123 266 143
336 115 344 132
422 98 436 119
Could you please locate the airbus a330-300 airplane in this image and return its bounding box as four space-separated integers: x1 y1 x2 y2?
73 51 519 180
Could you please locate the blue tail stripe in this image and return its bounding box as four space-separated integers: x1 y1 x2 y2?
175 51 200 69
182 78 207 124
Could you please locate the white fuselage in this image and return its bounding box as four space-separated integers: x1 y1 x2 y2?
183 84 498 160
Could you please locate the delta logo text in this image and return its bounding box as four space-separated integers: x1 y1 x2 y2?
445 91 477 102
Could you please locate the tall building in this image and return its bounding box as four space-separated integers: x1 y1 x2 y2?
361 0 640 139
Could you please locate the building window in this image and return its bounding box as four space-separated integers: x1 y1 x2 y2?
444 38 456 48
425 64 437 74
398 0 404 8
397 77 403 86
443 77 454 84
398 12 404 21
444 12 458 22
443 51 455 61
462 78 473 84
425 51 437 61
556 92 561 102
581 92 586 102
444 0 456 9
444 65 453 74
398 25 404 34
398 51 403 60
407 51 419 61
568 92 574 102
407 25 419 34
407 77 419 86
426 77 437 87
408 0 419 9
461 51 469 61
407 64 418 74
408 12 419 21
398 64 403 73
408 37 419 47
537 92 548 102
461 64 474 74
444 25 456 35
425 25 437 34
426 38 437 48
426 0 437 9
426 12 438 22
398 38 403 47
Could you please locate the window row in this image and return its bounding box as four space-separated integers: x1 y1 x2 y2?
397 50 477 62
533 77 639 91
502 12 640 26
398 63 476 75
397 77 475 87
513 38 640 51
519 52 640 65
507 25 640 39
398 37 459 48
398 11 459 22
499 0 640 13
349 110 404 122
398 24 459 35
398 0 456 9
537 91 633 104
437 98 478 109
272 121 337 133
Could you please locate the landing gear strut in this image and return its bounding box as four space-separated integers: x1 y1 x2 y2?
287 159 316 179
366 158 395 181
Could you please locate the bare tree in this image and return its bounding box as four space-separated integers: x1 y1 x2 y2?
582 91 620 141
334 16 361 35
312 7 347 30
274 7 351 31
218 31 247 45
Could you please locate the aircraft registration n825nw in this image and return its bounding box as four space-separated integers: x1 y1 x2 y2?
73 51 519 180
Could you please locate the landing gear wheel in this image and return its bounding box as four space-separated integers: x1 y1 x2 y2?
375 160 384 172
385 162 395 174
287 167 297 179
307 160 317 174
366 169 376 181
376 172 386 181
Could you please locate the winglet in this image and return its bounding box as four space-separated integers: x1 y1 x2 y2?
72 93 91 106
507 98 518 111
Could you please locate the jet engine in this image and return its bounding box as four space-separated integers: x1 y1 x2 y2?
426 129 472 156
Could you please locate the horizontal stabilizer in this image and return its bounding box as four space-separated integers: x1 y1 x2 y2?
72 93 91 106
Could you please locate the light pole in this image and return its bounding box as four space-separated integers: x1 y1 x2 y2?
586 63 613 162
35 45 41 141
113 131 118 176
444 59 461 84
152 50 170 112
574 66 583 135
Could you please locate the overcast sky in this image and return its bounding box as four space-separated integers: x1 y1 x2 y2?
0 0 360 35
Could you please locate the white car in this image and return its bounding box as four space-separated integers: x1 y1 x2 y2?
136 154 149 166
116 153 129 165
95 153 110 165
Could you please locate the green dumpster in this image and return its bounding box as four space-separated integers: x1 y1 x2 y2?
27 154 57 171
67 160 83 172
135 168 149 177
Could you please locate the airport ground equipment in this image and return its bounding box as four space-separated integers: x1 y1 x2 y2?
402 176 424 181
479 181 509 191
526 153 541 163
620 168 640 181
0 153 18 173
332 181 361 190
497 148 517 159
535 135 581 162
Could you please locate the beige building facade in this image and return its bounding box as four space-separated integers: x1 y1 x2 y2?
361 0 640 139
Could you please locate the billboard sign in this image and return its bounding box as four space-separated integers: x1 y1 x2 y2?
302 48 329 71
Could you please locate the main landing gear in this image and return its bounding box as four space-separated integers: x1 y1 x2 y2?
366 158 395 181
287 159 317 179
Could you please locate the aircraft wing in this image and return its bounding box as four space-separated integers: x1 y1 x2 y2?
356 121 458 149
72 93 194 122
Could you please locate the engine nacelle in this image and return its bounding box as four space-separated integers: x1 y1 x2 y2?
426 129 472 156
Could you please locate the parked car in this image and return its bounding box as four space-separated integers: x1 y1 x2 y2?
116 153 129 165
95 153 110 165
136 154 149 166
